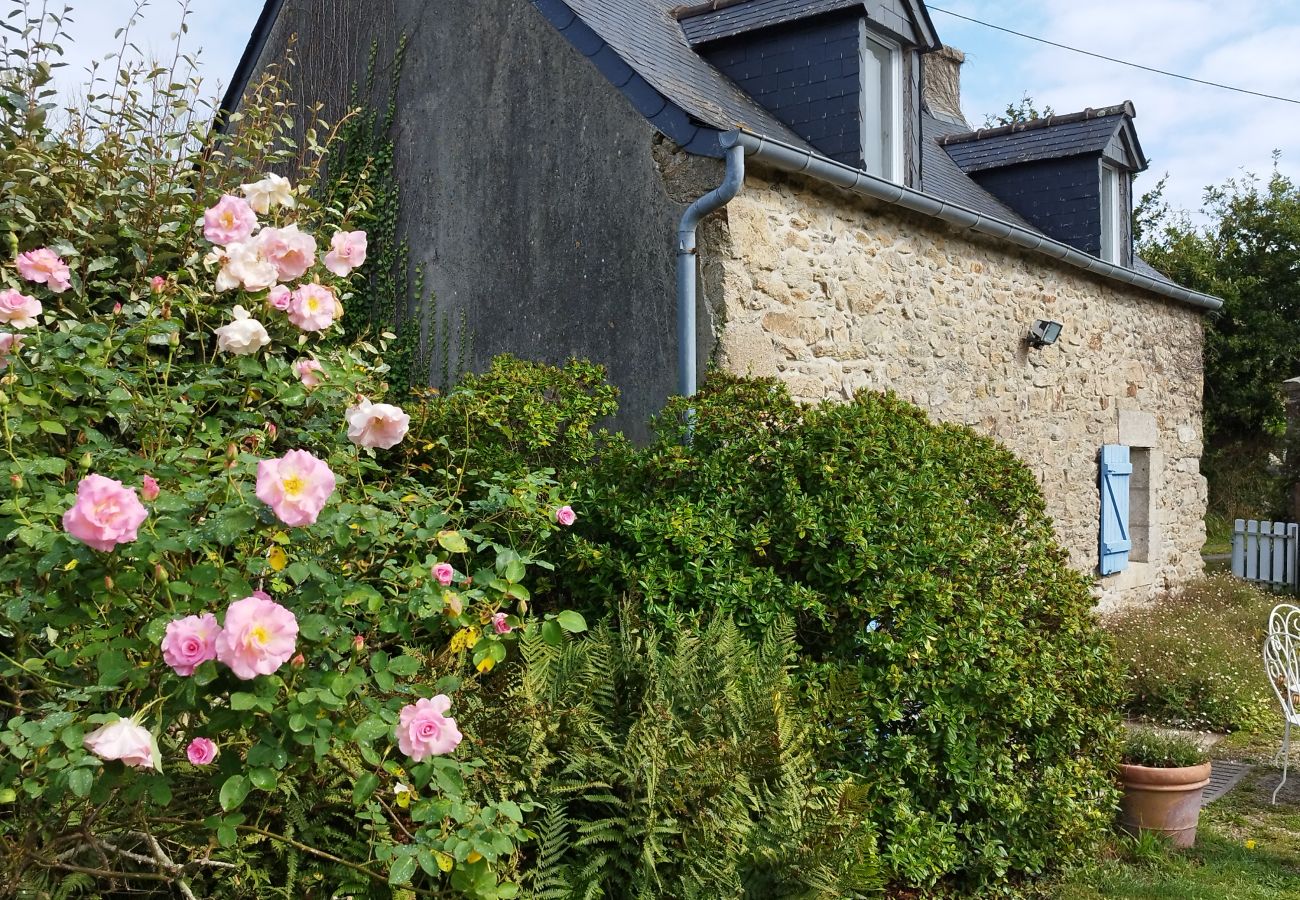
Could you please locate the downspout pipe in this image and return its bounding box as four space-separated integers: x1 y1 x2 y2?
677 142 746 399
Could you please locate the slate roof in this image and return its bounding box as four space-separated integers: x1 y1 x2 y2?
939 102 1147 173
920 114 1035 230
680 0 872 45
533 0 809 154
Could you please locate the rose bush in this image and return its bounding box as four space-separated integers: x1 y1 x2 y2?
0 8 584 896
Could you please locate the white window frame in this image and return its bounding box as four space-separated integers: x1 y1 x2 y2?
1100 162 1123 263
859 22 902 183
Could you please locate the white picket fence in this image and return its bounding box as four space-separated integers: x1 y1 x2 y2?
1232 519 1300 589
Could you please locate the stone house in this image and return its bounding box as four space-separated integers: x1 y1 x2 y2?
225 0 1223 607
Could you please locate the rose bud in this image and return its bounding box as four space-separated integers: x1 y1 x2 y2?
290 653 306 669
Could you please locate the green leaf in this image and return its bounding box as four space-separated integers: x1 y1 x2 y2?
387 655 421 677
541 619 562 647
556 610 587 633
85 255 117 273
230 692 260 711
219 775 250 812
352 771 380 806
388 853 417 886
38 420 66 435
67 767 93 798
353 717 390 742
249 768 278 791
437 530 469 554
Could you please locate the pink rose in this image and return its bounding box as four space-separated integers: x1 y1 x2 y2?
141 475 160 502
15 248 71 293
62 474 148 552
160 612 220 676
492 612 513 635
395 696 463 761
186 737 218 766
322 230 368 277
433 562 454 586
268 284 292 310
345 398 410 450
256 225 317 282
286 283 338 332
0 289 41 329
203 194 258 246
215 240 278 292
255 449 337 527
295 358 324 388
555 505 576 527
215 594 299 680
84 717 158 770
0 333 22 372
150 275 167 294
214 305 270 356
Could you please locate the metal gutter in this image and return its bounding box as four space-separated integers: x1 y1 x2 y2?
215 0 288 132
678 143 746 399
722 130 1224 312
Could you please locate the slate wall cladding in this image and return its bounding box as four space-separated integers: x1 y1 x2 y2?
971 156 1103 257
699 167 1207 610
703 12 864 167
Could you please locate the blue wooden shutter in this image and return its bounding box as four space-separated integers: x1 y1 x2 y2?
1099 444 1131 575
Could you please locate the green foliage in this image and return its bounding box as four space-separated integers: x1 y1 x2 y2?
0 7 580 896
565 375 1123 889
983 93 1054 128
403 355 622 480
1108 575 1277 733
470 610 882 898
1121 730 1209 768
1139 162 1300 445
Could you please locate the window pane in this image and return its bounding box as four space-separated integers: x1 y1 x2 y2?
861 33 894 180
1100 165 1120 262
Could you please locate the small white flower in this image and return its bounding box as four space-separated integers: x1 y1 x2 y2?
215 305 271 356
240 173 296 215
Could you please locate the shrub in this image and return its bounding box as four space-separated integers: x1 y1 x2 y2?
1122 731 1209 768
564 375 1124 889
1108 575 1277 733
0 11 583 897
466 609 883 898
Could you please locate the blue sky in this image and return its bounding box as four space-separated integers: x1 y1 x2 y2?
47 0 1300 219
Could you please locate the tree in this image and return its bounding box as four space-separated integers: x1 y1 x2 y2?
1139 162 1300 443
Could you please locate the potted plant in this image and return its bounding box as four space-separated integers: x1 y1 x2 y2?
1119 730 1213 848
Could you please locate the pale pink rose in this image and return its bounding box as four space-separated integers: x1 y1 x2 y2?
150 275 167 294
84 717 158 770
492 612 513 635
141 475 160 502
203 194 258 246
15 248 71 293
256 225 317 282
255 449 337 527
433 562 454 586
251 589 273 603
395 696 463 761
160 612 220 676
322 230 368 276
215 305 270 356
186 737 218 766
286 284 338 332
0 289 41 329
241 173 295 215
345 398 410 450
295 358 324 388
62 474 148 552
216 241 278 293
555 505 576 527
0 333 22 373
268 284 292 310
215 594 299 680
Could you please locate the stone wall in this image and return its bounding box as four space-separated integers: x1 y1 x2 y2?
704 167 1207 610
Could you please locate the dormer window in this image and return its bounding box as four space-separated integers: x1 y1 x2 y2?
860 25 902 182
1100 162 1123 264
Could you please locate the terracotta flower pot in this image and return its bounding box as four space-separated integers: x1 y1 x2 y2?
1118 760 1212 848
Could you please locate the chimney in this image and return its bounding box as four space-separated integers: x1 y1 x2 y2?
922 45 968 128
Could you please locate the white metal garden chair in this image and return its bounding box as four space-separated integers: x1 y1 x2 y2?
1264 603 1300 803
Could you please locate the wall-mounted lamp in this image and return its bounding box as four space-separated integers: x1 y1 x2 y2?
1027 319 1062 348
